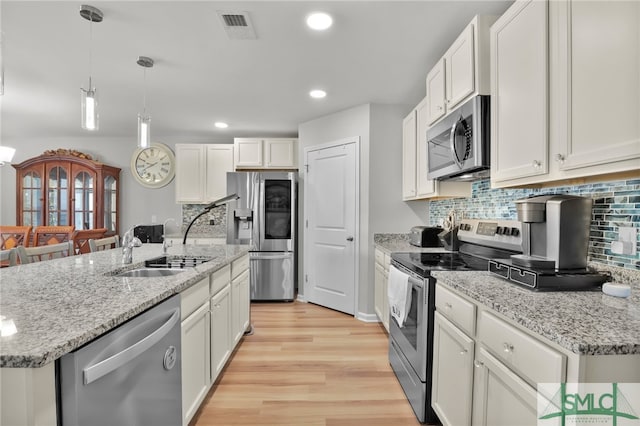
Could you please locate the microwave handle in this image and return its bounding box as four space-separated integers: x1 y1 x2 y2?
449 117 464 168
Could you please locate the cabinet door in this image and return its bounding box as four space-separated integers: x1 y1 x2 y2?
557 0 640 170
446 23 475 110
231 269 250 346
432 312 474 426
426 59 447 125
205 145 234 202
382 268 389 332
71 164 97 230
415 98 437 197
44 162 71 227
490 0 549 183
210 286 231 382
402 110 417 199
472 347 538 426
181 302 210 426
234 138 263 168
374 262 385 324
265 139 297 168
175 144 205 203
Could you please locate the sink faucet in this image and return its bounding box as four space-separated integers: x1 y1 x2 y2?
122 226 143 264
162 218 177 254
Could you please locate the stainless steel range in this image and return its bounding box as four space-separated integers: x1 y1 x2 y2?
388 219 523 424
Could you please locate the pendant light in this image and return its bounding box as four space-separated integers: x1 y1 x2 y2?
137 56 154 149
79 5 103 131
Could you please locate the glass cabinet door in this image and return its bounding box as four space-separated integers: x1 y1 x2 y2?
47 166 69 226
74 171 94 230
103 175 118 233
22 171 43 227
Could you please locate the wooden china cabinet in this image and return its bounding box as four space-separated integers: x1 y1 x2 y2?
13 149 121 236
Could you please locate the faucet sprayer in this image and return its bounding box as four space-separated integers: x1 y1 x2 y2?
122 225 143 264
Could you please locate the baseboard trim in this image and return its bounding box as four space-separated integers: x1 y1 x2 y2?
356 312 380 323
296 294 307 303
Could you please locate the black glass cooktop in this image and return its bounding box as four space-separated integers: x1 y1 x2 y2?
391 252 488 277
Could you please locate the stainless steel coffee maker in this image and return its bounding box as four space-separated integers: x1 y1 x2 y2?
510 194 592 271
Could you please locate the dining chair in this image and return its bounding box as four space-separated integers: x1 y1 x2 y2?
17 241 74 264
0 248 18 267
33 226 75 247
89 236 120 252
0 226 33 249
72 228 108 254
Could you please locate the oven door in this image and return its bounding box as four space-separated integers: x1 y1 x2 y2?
388 270 430 381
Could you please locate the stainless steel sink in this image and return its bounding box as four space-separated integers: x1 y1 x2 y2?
115 268 186 278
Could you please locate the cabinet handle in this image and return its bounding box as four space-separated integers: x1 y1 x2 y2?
437 105 443 111
503 342 514 353
532 160 541 169
459 349 468 355
474 360 484 368
444 302 452 309
555 154 565 163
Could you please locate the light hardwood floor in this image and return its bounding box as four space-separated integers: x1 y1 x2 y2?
191 301 423 426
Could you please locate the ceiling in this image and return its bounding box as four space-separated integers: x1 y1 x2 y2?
0 1 513 143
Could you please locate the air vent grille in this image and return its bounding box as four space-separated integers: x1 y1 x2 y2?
217 11 257 40
222 14 247 27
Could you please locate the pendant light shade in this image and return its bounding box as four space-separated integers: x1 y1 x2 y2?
137 56 154 148
79 5 103 131
0 146 16 165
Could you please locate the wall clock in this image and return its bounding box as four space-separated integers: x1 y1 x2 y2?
131 142 176 188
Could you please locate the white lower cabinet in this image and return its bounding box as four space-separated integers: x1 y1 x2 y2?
181 302 210 426
471 347 538 426
210 285 231 382
432 312 475 426
373 247 390 332
231 269 250 346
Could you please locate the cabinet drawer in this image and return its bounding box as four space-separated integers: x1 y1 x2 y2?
181 277 209 320
374 248 384 265
211 265 231 295
231 255 249 280
478 311 566 385
436 285 476 336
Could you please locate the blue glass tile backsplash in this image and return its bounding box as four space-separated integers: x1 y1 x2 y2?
429 178 640 270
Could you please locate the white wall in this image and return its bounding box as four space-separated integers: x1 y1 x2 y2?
0 136 233 234
298 103 428 318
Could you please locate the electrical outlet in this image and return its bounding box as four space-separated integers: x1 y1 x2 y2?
612 227 638 256
151 215 157 223
209 219 215 225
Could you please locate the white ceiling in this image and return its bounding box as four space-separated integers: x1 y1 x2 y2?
0 1 513 143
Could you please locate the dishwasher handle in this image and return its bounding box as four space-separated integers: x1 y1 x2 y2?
83 307 180 385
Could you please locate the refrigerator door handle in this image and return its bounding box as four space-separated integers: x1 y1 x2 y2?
83 308 180 385
250 253 292 261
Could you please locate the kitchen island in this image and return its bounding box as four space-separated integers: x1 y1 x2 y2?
0 243 250 425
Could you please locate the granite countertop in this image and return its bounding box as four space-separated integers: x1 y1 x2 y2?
374 233 451 254
433 270 640 356
0 243 250 368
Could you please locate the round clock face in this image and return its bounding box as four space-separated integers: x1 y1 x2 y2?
131 143 176 188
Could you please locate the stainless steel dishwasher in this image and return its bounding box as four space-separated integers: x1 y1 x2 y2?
59 294 182 426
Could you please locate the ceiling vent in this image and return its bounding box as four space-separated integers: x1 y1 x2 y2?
217 11 257 40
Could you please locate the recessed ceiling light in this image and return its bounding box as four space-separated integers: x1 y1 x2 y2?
306 12 333 31
309 89 327 99
214 122 228 129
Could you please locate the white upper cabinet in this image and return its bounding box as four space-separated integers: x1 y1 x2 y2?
175 144 234 204
491 0 640 188
402 109 417 199
426 15 496 126
490 0 549 184
554 0 640 171
234 138 298 169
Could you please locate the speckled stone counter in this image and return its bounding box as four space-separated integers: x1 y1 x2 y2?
374 233 449 254
432 270 640 356
0 243 250 368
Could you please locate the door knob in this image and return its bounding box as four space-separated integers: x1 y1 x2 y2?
346 236 354 241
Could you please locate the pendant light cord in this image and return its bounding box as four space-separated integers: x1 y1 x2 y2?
88 14 94 89
142 67 147 115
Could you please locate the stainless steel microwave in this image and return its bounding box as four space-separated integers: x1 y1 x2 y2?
426 95 490 181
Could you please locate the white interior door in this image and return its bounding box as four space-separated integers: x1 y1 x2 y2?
304 139 358 315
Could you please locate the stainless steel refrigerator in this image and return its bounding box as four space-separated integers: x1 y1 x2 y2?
226 171 296 301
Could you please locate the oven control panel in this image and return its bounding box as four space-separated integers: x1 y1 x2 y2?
457 219 522 252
